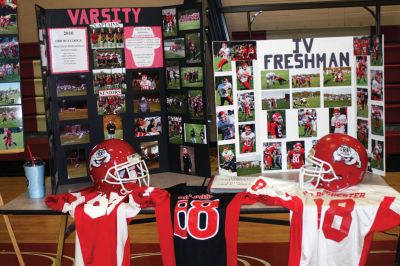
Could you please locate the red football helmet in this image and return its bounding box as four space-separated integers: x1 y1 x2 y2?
88 139 149 195
299 133 368 191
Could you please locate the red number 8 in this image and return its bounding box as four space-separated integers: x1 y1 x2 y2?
322 199 355 242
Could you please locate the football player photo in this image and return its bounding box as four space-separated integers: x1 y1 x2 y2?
166 94 187 114
323 87 352 108
134 116 162 137
237 92 255 122
218 144 236 175
356 56 368 86
0 37 18 63
89 23 124 49
370 35 383 66
267 110 286 139
230 41 257 61
0 12 17 35
162 8 177 37
185 32 201 64
263 142 282 171
188 90 204 120
56 75 87 97
261 90 290 110
0 127 23 152
58 99 88 121
323 67 351 87
236 61 253 90
329 107 348 134
217 110 235 140
371 139 384 170
261 69 289 90
357 88 368 118
132 71 160 92
213 42 231 72
0 105 22 128
165 61 180 89
0 82 20 105
286 141 305 170
239 124 256 154
140 141 160 170
292 89 321 109
371 105 384 136
65 149 87 179
96 94 126 115
0 62 19 82
178 9 200 31
291 72 320 88
353 36 370 56
59 123 90 146
181 67 203 88
236 154 261 176
133 95 161 113
93 68 126 94
180 145 196 175
168 116 183 144
164 38 185 59
215 76 233 106
184 123 207 144
371 70 383 101
103 115 123 140
93 48 124 69
357 119 369 149
298 109 317 138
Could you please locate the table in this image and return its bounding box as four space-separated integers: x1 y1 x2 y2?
1 172 398 265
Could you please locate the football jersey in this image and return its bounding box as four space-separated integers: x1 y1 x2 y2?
246 177 400 266
148 184 251 266
45 187 144 266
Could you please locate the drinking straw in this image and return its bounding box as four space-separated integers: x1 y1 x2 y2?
26 144 35 166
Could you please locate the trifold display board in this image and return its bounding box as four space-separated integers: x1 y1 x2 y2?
213 36 385 177
35 4 210 192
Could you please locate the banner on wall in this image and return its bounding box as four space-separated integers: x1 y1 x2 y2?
212 36 385 177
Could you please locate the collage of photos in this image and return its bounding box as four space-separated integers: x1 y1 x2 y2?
0 3 21 153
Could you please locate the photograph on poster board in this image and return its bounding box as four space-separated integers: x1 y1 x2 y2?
353 36 370 56
90 23 124 49
103 114 123 140
58 99 88 121
291 71 320 88
323 67 351 87
371 70 383 101
0 105 21 128
0 12 17 35
166 94 187 114
267 110 286 139
185 32 201 64
40 44 47 69
178 9 200 31
329 107 348 134
370 35 383 66
371 139 384 171
238 92 255 122
236 61 253 90
134 116 162 137
66 149 87 179
0 82 20 105
356 56 368 86
60 123 90 146
165 61 180 89
215 76 233 106
97 91 125 115
0 61 20 82
237 153 261 176
184 123 206 144
263 142 283 171
323 87 351 108
356 88 368 118
261 69 289 90
180 145 196 175
292 89 321 108
56 75 87 97
213 42 231 72
217 109 235 140
164 38 185 59
286 141 305 170
218 144 236 175
188 90 204 120
168 116 183 144
239 124 256 154
0 1 16 9
132 71 160 92
0 127 23 152
93 68 126 94
357 119 369 149
231 41 257 61
0 36 18 62
261 90 290 110
93 48 124 69
162 8 177 37
371 105 384 136
133 95 161 113
181 67 203 87
140 141 160 170
298 109 317 138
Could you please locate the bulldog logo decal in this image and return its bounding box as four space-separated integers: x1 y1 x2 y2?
89 148 111 170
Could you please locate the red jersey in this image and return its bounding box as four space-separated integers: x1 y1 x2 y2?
287 149 304 169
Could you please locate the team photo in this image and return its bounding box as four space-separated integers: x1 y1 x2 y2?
184 123 207 144
217 109 235 140
292 89 321 108
261 90 290 110
56 75 87 97
261 69 289 90
93 68 126 94
96 93 126 115
65 149 87 179
0 37 18 62
103 115 123 140
134 116 162 137
178 9 200 31
164 38 185 59
298 109 317 137
89 23 124 49
168 116 183 144
0 82 20 105
323 67 351 87
58 99 88 121
267 110 286 139
60 124 90 146
263 142 282 171
188 90 204 119
93 48 123 69
181 67 203 87
132 71 159 92
323 87 352 107
237 92 255 122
